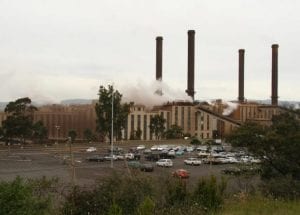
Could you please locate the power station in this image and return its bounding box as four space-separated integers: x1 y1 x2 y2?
0 30 291 141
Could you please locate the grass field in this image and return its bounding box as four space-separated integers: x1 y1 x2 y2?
220 194 300 215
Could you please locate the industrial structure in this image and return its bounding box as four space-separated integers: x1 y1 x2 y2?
0 30 293 142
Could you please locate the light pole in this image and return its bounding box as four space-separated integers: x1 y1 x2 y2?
55 125 60 145
110 89 114 168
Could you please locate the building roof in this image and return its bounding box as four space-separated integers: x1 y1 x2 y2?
196 106 242 126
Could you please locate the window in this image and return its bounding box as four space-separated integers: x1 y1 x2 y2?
207 115 209 130
137 115 141 129
181 107 184 129
131 114 134 132
167 112 170 129
143 115 147 140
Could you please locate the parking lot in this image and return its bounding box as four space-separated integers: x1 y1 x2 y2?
0 142 257 188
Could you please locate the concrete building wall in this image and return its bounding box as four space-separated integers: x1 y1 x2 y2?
0 100 288 142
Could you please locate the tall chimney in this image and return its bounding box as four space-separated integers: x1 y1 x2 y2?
186 30 195 100
238 49 245 103
156 36 163 81
271 44 279 106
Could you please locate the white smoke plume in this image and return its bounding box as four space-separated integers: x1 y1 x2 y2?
120 80 192 108
222 101 238 116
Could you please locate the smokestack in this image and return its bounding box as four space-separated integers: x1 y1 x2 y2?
271 44 279 106
238 49 245 103
156 36 163 81
186 30 195 100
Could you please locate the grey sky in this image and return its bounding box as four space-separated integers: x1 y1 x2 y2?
0 0 299 104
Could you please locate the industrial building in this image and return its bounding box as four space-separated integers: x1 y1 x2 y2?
0 30 291 142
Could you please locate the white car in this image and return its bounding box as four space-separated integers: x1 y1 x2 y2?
186 146 195 152
104 154 118 161
125 153 135 160
156 159 173 167
168 150 176 156
86 147 97 152
151 145 158 151
136 145 146 150
184 158 202 165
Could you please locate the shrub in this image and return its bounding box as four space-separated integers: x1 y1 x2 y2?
261 176 300 200
191 175 226 212
0 176 54 215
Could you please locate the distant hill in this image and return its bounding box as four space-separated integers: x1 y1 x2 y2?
60 99 94 105
0 102 8 111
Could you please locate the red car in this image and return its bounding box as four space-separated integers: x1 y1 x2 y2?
173 169 189 179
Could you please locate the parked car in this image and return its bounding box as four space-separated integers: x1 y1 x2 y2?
159 151 175 159
173 169 189 179
108 147 123 153
151 145 158 151
116 154 125 160
125 153 135 160
143 149 152 154
104 154 118 161
140 163 154 172
128 161 141 169
185 146 195 152
196 145 208 151
176 150 184 156
184 157 202 165
145 153 160 161
156 159 173 167
86 147 97 152
136 145 146 150
86 155 104 162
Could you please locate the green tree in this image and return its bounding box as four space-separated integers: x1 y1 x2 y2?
149 115 166 140
32 121 48 144
0 177 54 215
164 124 183 139
226 112 300 198
2 97 38 144
95 85 130 143
68 130 77 144
83 128 96 143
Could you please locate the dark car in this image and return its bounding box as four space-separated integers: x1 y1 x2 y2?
145 153 160 161
133 153 141 160
140 163 154 172
86 155 105 162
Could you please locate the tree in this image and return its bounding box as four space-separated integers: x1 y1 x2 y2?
95 85 130 143
32 121 48 144
68 130 77 144
226 112 300 198
149 115 166 140
164 124 183 139
2 97 38 144
83 128 96 143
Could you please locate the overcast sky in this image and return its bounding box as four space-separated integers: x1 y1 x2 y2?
0 0 300 104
